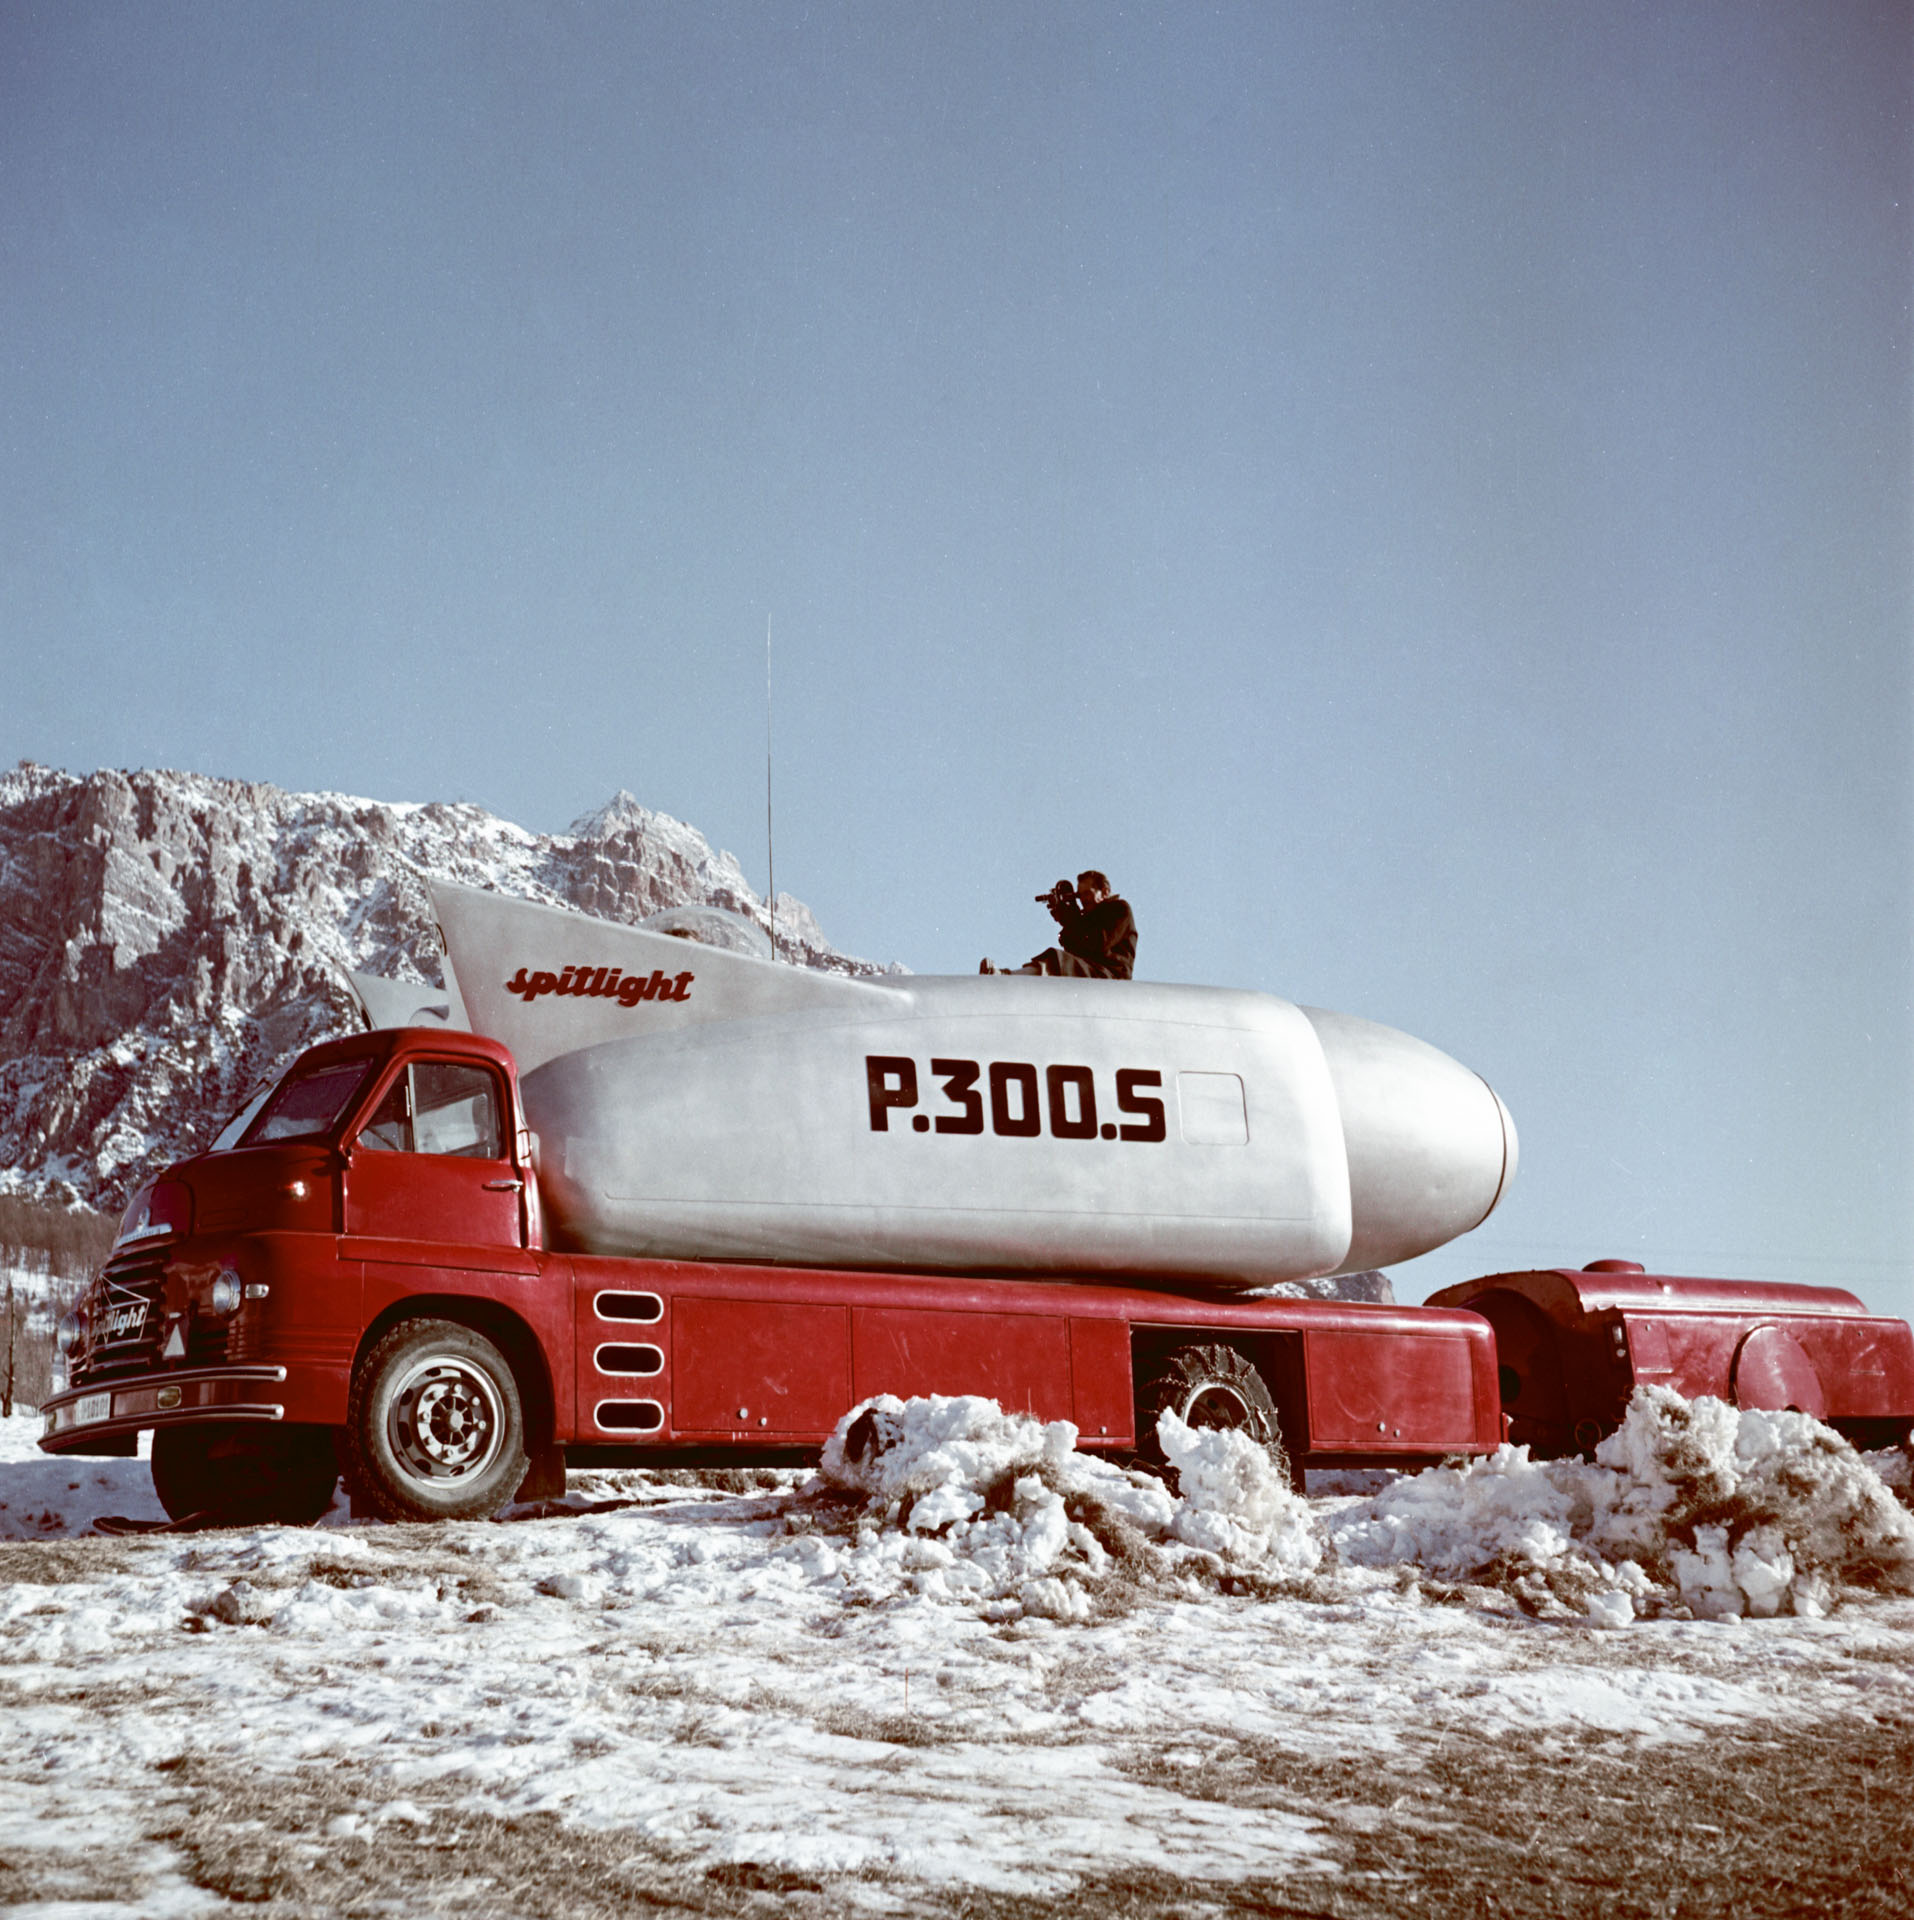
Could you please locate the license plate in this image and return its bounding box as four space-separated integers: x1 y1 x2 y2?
72 1392 111 1427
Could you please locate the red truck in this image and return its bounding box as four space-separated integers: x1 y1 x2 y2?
38 1025 1914 1525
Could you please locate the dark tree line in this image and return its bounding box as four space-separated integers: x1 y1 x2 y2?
2 1196 116 1416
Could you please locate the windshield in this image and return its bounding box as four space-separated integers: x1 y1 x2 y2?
240 1059 374 1146
210 1083 274 1152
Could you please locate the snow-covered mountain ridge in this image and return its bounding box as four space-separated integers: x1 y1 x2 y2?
0 762 880 1211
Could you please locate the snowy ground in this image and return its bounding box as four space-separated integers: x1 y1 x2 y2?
2 1395 1911 1918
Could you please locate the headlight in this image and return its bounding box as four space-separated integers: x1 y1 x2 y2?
56 1312 83 1356
210 1270 243 1316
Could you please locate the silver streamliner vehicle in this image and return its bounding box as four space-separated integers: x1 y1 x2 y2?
408 883 1517 1291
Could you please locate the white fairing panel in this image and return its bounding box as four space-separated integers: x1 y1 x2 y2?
434 883 875 1075
346 970 467 1032
430 882 1515 1289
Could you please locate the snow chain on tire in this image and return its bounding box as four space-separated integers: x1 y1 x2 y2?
1138 1343 1292 1490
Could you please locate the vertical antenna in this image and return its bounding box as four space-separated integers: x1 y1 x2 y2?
765 614 776 963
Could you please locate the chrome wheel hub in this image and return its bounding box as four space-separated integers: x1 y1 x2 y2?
389 1358 503 1482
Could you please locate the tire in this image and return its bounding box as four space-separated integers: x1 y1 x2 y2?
150 1423 340 1526
345 1319 527 1522
1138 1344 1292 1490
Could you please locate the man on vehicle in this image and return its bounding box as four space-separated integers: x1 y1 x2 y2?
981 870 1137 979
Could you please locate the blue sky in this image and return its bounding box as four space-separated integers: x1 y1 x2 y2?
3 1 1909 1312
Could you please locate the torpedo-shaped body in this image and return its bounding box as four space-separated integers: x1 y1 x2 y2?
426 882 1517 1290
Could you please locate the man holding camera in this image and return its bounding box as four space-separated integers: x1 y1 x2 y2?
981 870 1136 980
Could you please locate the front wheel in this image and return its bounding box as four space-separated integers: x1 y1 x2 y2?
150 1423 340 1526
1138 1344 1292 1490
345 1319 528 1522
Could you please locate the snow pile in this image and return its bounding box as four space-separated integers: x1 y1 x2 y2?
1159 1411 1321 1572
1585 1392 1914 1620
1330 1445 1592 1589
1332 1386 1914 1624
813 1394 1319 1621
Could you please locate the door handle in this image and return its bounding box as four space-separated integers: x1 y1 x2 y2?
483 1179 524 1192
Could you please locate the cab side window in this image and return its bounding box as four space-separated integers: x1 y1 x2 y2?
413 1062 503 1158
356 1063 503 1159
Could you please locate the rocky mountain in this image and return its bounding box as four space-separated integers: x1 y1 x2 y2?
0 763 880 1214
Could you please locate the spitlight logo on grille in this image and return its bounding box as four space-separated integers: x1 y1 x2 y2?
504 964 693 1007
102 1300 147 1341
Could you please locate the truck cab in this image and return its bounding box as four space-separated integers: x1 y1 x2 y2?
41 1029 557 1524
214 1027 539 1250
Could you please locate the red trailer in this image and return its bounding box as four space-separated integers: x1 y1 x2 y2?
1427 1262 1914 1456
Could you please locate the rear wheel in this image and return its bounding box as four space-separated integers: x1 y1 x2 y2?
1138 1344 1291 1489
346 1319 527 1522
150 1423 339 1526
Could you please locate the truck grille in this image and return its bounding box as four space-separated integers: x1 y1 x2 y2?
79 1245 170 1381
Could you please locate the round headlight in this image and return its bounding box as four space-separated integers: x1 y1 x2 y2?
210 1270 243 1316
56 1312 83 1356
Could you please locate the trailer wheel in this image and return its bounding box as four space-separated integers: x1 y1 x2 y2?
150 1423 339 1526
346 1319 528 1523
1139 1345 1292 1490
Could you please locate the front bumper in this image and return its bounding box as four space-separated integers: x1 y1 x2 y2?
39 1365 289 1453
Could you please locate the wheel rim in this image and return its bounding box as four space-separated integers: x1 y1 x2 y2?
1184 1384 1259 1435
387 1355 505 1484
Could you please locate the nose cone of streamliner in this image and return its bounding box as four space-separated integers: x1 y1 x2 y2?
1302 1007 1518 1273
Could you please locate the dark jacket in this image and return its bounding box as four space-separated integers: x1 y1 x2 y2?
1057 895 1136 979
